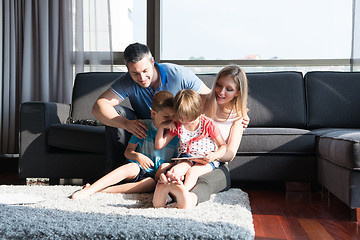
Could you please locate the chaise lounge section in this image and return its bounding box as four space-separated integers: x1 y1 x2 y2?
305 71 360 220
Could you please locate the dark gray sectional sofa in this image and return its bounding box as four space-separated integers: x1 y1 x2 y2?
19 71 360 220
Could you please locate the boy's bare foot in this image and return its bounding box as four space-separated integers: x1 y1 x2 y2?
71 183 92 199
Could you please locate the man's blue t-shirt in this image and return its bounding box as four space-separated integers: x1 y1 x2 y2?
127 119 179 177
109 63 204 119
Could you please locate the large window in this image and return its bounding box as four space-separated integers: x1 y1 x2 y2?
160 0 352 62
73 0 353 73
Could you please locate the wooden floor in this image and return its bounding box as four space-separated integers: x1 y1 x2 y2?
247 189 360 240
1 158 359 239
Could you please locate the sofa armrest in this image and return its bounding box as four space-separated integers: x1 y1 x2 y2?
19 102 71 177
20 101 71 139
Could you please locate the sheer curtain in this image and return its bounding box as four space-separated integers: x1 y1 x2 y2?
73 0 114 74
352 0 360 71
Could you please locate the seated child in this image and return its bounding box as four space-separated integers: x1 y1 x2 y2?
71 91 178 199
153 89 226 207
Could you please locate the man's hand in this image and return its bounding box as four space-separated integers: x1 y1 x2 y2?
126 119 148 139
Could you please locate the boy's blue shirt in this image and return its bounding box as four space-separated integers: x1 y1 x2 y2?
127 119 179 177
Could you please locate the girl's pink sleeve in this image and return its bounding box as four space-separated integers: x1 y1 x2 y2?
209 120 221 139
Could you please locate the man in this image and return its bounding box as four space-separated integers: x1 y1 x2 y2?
92 42 237 205
93 43 211 139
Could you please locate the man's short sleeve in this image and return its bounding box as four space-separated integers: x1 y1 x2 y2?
109 73 133 101
108 73 153 119
178 65 203 93
160 63 204 94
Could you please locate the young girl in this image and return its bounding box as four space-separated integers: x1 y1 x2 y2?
153 89 227 207
154 65 248 209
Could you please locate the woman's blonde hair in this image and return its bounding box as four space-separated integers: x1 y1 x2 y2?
174 89 202 121
205 65 248 119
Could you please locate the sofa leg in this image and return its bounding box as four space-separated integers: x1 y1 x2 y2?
351 208 360 222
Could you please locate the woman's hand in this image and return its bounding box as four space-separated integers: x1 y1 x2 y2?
242 110 250 130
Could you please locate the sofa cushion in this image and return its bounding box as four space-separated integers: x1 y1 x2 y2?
305 71 360 129
246 72 306 128
310 128 360 137
200 72 307 128
317 129 360 170
230 155 316 182
48 124 106 153
239 128 315 155
197 74 216 88
71 72 126 121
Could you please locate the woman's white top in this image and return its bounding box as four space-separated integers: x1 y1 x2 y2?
213 111 239 143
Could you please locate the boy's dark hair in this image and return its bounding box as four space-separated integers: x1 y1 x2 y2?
174 89 202 121
151 91 175 112
123 43 152 65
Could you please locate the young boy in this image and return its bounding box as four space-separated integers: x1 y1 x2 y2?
153 89 226 207
71 91 178 199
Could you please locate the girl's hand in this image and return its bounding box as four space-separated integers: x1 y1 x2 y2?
204 153 217 163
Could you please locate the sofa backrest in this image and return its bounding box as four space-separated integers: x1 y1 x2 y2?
199 71 306 128
246 71 306 128
71 72 126 121
71 71 308 128
197 74 216 89
305 71 360 129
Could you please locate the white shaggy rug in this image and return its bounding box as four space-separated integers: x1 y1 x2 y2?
0 185 254 240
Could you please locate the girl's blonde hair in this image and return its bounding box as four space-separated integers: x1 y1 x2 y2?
174 89 202 121
205 65 248 119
